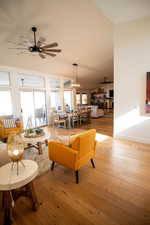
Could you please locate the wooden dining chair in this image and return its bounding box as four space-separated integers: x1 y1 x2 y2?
54 114 67 128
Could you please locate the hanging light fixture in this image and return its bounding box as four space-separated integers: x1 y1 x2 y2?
71 63 80 88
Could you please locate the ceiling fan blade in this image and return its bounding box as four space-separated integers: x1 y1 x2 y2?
43 52 56 57
39 53 46 59
42 42 58 49
42 49 61 53
8 47 28 50
16 50 31 56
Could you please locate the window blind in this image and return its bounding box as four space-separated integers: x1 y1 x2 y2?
18 74 45 88
49 79 60 88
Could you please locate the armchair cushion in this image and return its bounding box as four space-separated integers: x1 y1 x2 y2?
52 132 83 147
55 135 70 146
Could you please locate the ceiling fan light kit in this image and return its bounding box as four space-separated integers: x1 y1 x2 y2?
9 26 62 59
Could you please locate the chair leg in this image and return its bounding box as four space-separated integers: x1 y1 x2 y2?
90 159 95 168
51 161 55 171
75 170 79 184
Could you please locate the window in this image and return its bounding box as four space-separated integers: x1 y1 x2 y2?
0 70 75 124
0 71 10 86
50 91 61 110
21 91 47 128
0 72 12 116
64 90 72 109
0 90 12 116
18 74 45 88
21 91 35 127
76 94 81 105
34 92 47 126
19 74 47 127
82 94 88 105
49 78 60 89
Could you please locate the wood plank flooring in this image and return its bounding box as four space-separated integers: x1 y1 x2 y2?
4 114 150 225
82 112 113 136
50 112 113 137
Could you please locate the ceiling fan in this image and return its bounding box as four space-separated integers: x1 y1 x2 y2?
9 26 62 59
99 77 113 84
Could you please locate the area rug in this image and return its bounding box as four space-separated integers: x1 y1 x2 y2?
0 129 89 176
24 145 50 175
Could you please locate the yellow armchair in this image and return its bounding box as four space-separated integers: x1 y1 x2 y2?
0 118 23 140
48 129 96 183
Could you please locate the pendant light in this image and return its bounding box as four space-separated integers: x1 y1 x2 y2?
71 63 80 88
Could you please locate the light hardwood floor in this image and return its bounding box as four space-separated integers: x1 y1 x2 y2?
49 112 113 137
82 112 113 137
11 115 150 225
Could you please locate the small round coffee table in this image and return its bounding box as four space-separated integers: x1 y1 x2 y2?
0 160 39 225
23 134 49 155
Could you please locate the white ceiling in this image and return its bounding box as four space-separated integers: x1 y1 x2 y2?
0 0 113 89
0 0 149 89
96 0 150 23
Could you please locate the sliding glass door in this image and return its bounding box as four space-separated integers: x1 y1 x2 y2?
21 91 34 128
21 90 47 128
34 91 47 126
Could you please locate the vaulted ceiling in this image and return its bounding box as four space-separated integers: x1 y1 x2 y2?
0 0 113 89
96 0 150 23
1 0 150 89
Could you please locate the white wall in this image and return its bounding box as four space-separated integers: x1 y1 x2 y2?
114 17 150 144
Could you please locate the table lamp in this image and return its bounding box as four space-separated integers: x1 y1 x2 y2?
7 132 25 175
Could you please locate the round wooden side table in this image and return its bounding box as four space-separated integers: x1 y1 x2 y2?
0 160 39 225
23 134 49 155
